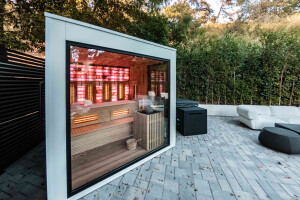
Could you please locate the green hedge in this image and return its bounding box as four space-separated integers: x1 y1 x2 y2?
177 31 300 106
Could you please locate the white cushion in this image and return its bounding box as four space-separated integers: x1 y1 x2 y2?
269 106 300 117
255 115 288 129
277 116 300 124
237 105 271 120
239 116 256 129
238 105 300 129
239 115 289 130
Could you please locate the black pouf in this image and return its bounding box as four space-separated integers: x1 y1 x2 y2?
258 127 300 154
275 123 300 135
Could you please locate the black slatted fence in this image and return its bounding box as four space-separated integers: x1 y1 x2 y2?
0 48 45 173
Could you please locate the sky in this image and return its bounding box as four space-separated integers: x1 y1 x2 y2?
208 0 242 23
209 0 223 16
168 0 239 23
168 0 224 16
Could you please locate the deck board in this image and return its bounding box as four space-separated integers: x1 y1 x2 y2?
2 116 300 200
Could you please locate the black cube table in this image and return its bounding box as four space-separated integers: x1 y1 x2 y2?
176 107 207 136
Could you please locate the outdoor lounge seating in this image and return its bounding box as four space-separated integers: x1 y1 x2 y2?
258 127 300 154
237 105 300 129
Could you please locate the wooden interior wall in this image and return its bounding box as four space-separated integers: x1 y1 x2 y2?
130 63 148 96
0 48 45 173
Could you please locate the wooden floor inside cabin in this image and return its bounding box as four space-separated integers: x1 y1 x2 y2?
71 139 147 189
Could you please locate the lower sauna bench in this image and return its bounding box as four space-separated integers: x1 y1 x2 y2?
71 137 147 189
71 117 134 156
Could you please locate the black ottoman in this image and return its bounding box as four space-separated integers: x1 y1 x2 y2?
258 127 300 154
176 107 207 135
275 123 300 134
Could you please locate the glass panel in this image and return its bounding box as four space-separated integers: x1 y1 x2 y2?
69 44 169 190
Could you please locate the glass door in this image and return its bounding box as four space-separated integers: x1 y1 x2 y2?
67 42 170 192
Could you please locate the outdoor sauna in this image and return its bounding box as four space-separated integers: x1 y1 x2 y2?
45 12 176 200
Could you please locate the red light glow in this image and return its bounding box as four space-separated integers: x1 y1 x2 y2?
112 83 117 102
71 65 129 104
77 84 85 104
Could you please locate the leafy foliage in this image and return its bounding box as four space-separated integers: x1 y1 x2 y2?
1 0 299 106
0 0 170 51
177 30 300 105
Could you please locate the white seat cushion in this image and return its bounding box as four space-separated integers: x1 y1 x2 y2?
255 115 288 129
269 106 300 117
239 116 256 129
237 105 271 120
277 116 300 124
239 115 288 130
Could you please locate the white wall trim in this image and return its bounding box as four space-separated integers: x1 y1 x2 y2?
199 104 238 117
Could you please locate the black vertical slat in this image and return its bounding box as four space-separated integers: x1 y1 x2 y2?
0 46 8 62
0 48 45 173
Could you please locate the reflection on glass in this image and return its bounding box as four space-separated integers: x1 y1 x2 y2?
69 45 169 190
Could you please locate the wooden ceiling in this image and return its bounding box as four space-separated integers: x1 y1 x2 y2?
70 46 164 67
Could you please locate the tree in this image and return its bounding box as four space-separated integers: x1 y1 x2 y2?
0 0 29 50
243 0 300 21
1 0 170 51
163 0 212 46
213 0 246 23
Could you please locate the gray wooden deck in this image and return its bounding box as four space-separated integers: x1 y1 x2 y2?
81 117 300 200
1 116 300 200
